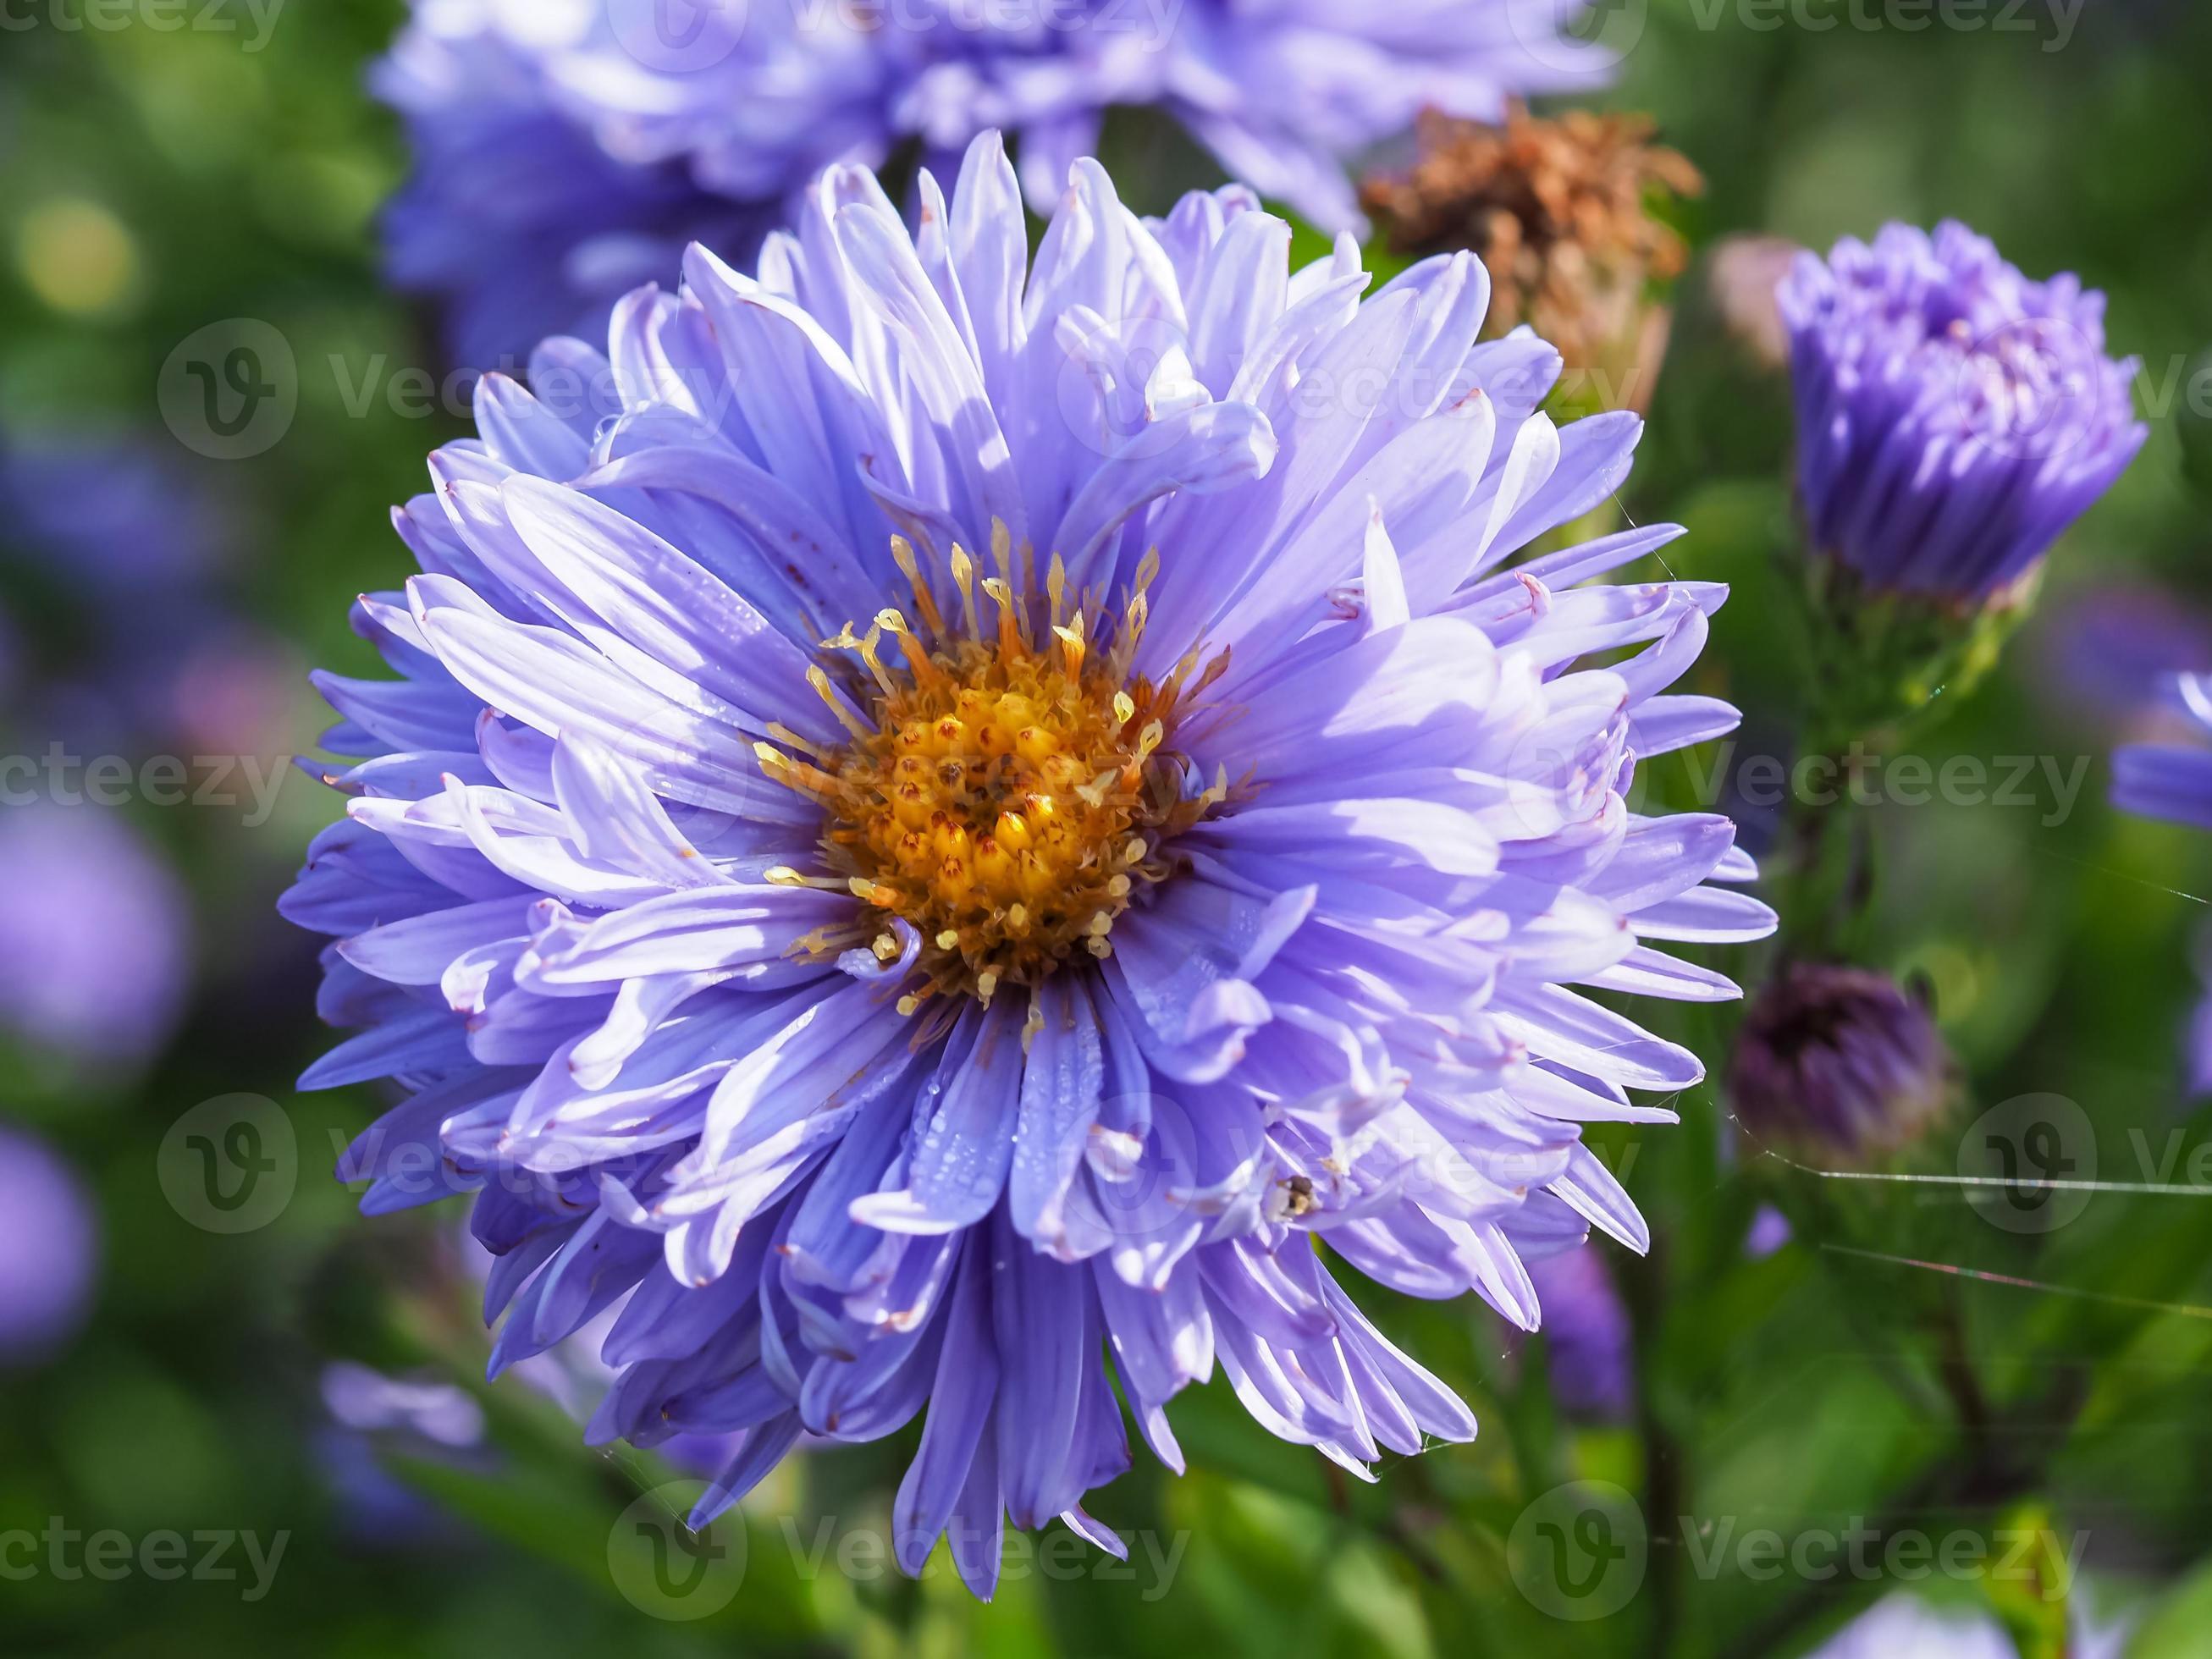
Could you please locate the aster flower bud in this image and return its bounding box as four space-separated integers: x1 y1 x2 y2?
1779 222 2145 741
1729 964 1957 1164
1361 104 1702 416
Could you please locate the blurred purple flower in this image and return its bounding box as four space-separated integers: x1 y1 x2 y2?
325 1359 489 1447
317 1334 742 1544
316 1361 491 1545
2030 581 2212 729
0 435 224 593
374 0 1608 367
2113 672 2212 833
1522 1244 1633 1422
1779 221 2145 604
0 431 281 760
0 804 189 1066
1807 1596 2025 1659
1745 1204 1790 1259
2112 694 2212 1096
1810 1592 2126 1658
0 1123 99 1366
1729 964 1956 1163
372 6 778 372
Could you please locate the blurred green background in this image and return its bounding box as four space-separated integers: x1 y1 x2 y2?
3 2 2211 1653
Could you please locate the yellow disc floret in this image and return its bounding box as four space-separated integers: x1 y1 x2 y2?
757 525 1228 1015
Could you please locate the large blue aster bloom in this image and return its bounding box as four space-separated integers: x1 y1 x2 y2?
1778 221 2145 604
285 132 1772 1592
374 0 1606 368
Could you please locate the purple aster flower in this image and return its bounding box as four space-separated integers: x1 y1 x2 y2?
0 1123 100 1366
1520 1243 1632 1421
1729 963 1956 1164
2111 675 2212 1094
1809 1593 2127 1659
2030 580 2212 730
372 3 785 372
317 1361 491 1544
0 430 283 763
324 1360 489 1447
1744 1202 1790 1258
455 1232 749 1473
284 131 1771 1596
2188 938 2212 1098
375 0 1608 369
1778 221 2145 606
0 804 189 1067
2113 673 2212 833
0 434 224 593
1806 1596 2026 1659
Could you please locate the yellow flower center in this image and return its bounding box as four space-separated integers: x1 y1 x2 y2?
758 527 1227 1015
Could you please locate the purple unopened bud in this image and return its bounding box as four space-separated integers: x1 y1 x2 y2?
1780 220 2144 608
1729 964 1957 1162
